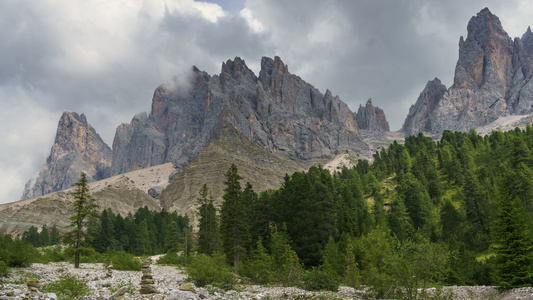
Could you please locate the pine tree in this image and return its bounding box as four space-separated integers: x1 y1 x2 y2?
39 225 50 247
440 199 464 241
322 236 343 276
242 238 274 284
165 220 181 253
220 164 250 272
270 225 302 286
50 225 60 245
493 175 533 288
344 239 360 288
22 226 40 247
93 209 116 253
462 170 491 249
65 172 100 268
134 219 152 255
197 184 220 255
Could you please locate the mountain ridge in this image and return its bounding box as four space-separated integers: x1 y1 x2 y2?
22 56 390 201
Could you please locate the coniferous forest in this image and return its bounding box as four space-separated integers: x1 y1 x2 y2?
4 126 533 296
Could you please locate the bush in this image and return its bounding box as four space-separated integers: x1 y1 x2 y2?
186 253 236 289
104 251 141 271
157 251 182 265
39 246 67 263
43 274 91 298
301 262 341 292
7 240 41 267
241 239 274 284
0 261 10 277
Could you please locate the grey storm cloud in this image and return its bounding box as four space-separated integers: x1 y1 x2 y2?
1 0 533 204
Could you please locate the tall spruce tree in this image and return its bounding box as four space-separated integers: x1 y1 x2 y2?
197 184 220 255
65 172 99 268
50 225 60 245
220 164 250 272
493 174 533 288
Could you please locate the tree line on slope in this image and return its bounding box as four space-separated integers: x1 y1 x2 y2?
194 126 533 295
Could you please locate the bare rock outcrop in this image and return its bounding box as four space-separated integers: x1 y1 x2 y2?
21 112 112 199
111 56 370 175
402 8 533 136
354 99 390 132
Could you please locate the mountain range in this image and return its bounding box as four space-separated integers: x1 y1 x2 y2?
3 7 533 234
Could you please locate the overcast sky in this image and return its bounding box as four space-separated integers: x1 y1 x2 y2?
1 0 533 205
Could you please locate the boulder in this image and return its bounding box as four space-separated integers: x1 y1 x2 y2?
168 290 199 300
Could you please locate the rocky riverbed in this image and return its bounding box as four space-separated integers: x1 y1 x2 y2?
1 260 533 299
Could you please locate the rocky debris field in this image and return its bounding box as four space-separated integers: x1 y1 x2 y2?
1 261 533 299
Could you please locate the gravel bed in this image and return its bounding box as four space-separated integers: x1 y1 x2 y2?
1 262 533 299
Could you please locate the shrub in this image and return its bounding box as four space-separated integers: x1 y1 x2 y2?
7 240 40 267
241 239 274 284
301 261 341 292
157 251 182 265
104 251 141 271
43 274 91 298
0 261 10 277
39 246 67 263
186 253 236 289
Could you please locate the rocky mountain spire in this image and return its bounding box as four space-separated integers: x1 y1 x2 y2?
21 111 112 199
402 8 533 136
453 7 513 91
402 78 447 135
354 99 390 132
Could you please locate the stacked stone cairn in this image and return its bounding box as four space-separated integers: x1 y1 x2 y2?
107 261 113 278
139 258 157 294
27 278 41 292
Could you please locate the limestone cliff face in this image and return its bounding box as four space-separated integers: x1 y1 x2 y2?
354 99 390 132
21 112 112 199
111 56 370 175
403 8 533 136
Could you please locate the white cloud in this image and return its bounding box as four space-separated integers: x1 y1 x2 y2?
0 87 59 203
239 8 264 33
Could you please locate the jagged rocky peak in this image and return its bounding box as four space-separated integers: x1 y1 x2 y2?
402 78 448 136
453 7 513 91
21 111 112 200
110 56 370 176
354 99 390 132
402 8 533 137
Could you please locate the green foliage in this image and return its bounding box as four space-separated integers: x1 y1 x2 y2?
0 261 10 277
50 225 61 245
220 164 251 272
186 253 236 289
493 175 533 288
21 226 40 247
43 274 91 298
64 172 100 268
343 239 360 288
301 260 341 292
157 251 182 265
39 245 67 263
241 238 274 284
197 184 220 255
271 166 337 267
6 240 40 267
321 237 343 276
270 225 302 286
104 251 141 271
358 227 397 298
